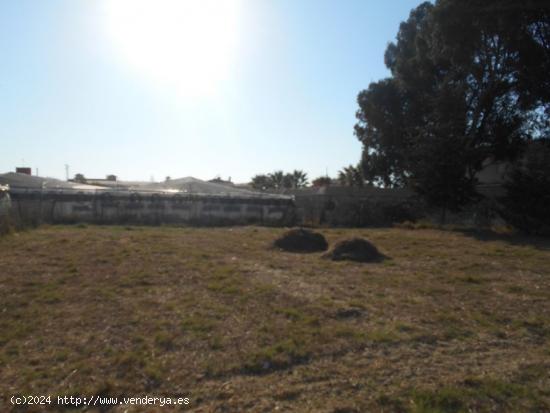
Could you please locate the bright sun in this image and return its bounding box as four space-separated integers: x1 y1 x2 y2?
103 0 242 96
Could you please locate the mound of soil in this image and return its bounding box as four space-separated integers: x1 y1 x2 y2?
273 228 328 253
323 238 384 263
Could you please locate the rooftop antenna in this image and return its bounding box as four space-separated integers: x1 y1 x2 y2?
65 164 69 181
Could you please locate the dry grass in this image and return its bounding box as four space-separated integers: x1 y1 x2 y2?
0 225 549 412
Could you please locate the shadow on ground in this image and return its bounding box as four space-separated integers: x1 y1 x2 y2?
456 228 550 250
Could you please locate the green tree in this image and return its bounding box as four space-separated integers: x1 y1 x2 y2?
282 173 293 189
338 165 364 187
355 0 550 212
73 173 86 183
268 171 286 189
252 170 309 190
312 176 332 187
288 170 309 188
250 174 272 190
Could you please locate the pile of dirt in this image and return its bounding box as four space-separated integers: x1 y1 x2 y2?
273 228 328 253
323 238 384 263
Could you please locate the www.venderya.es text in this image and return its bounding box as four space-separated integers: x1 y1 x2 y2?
10 395 190 407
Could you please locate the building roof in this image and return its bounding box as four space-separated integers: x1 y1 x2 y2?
0 172 291 200
0 172 105 190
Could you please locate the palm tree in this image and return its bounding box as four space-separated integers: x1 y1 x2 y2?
268 171 285 189
291 170 308 188
338 165 364 187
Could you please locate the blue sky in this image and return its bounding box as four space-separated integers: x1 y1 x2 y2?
0 0 422 183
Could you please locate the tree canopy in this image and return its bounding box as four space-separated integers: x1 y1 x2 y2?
250 170 309 190
311 176 333 187
337 165 365 187
355 0 550 211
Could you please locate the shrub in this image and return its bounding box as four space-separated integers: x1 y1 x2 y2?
500 140 550 235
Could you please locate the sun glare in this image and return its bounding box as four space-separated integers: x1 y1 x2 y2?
103 0 242 96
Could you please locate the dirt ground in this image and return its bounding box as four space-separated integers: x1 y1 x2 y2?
0 225 549 412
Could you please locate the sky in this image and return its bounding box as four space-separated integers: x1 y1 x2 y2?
0 0 423 183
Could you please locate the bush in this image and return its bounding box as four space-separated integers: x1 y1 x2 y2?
500 140 550 235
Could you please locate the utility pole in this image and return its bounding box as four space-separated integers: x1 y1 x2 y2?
65 164 69 181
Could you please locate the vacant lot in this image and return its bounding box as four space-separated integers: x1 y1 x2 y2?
1 225 549 412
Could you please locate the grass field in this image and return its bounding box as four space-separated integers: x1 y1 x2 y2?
1 225 549 412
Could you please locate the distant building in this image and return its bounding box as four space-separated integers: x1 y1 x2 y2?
15 167 31 175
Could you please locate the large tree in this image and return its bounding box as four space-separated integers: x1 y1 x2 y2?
355 0 550 211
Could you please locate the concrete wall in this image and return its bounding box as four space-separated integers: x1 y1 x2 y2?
9 190 295 226
5 184 509 228
282 185 507 227
285 186 419 226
